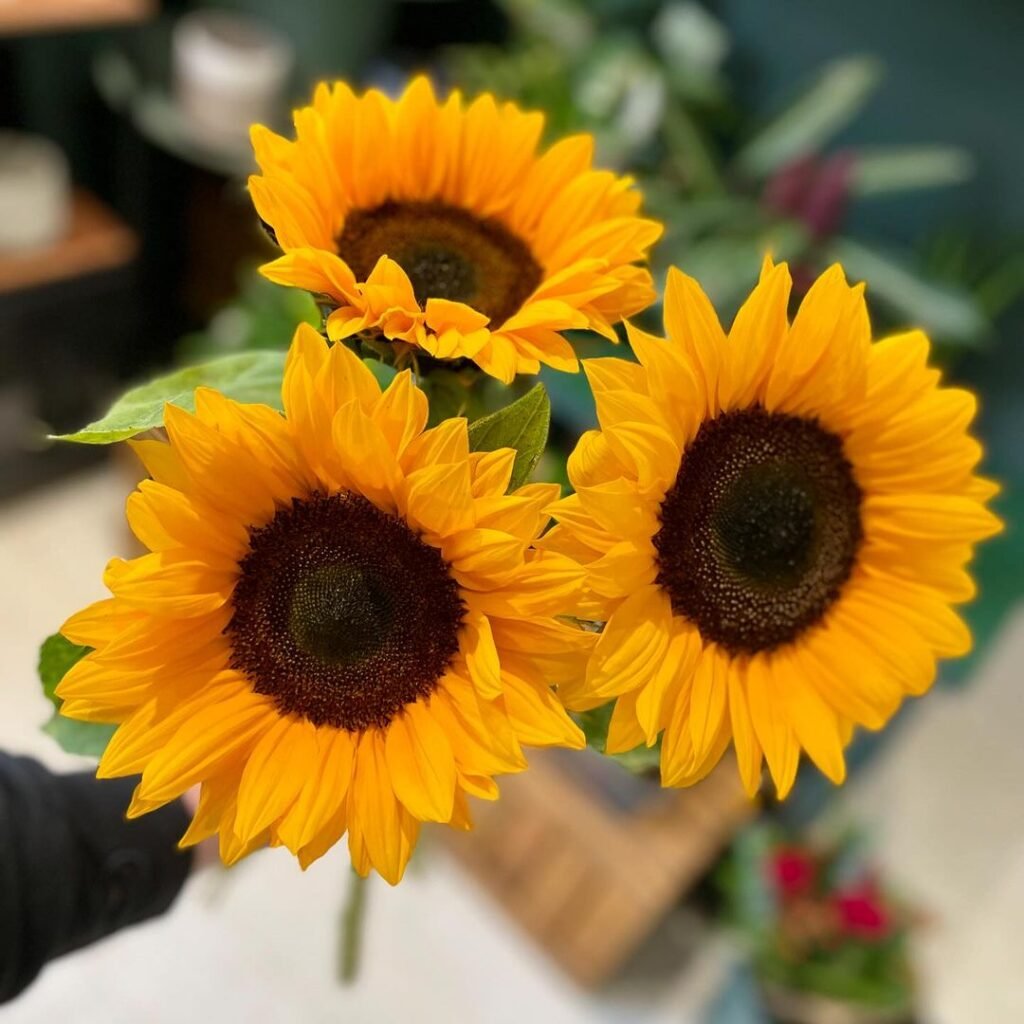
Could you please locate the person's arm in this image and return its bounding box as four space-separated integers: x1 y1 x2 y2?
0 753 193 1004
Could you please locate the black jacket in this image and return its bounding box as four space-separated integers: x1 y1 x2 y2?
0 753 193 1004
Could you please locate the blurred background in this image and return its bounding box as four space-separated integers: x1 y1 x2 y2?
1 0 1022 1020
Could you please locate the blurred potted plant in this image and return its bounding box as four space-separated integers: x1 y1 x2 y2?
444 0 1019 350
722 827 921 1024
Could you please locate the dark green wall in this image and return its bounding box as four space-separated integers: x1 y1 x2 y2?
720 0 1024 239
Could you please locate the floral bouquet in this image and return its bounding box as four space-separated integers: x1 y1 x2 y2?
723 828 921 1023
38 77 998 901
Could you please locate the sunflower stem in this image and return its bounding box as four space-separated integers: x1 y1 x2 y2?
339 868 369 985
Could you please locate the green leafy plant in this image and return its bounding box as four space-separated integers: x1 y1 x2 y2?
445 0 1020 346
721 826 918 1012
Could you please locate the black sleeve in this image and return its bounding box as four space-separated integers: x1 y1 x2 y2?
0 753 194 1004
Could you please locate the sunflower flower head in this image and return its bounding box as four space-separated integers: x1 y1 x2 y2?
546 259 1001 799
249 76 662 382
58 325 591 882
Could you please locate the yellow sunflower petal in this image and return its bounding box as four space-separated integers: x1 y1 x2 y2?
104 552 233 616
129 439 191 491
499 665 586 749
635 623 700 743
687 645 729 767
135 688 273 804
727 663 764 799
178 772 236 850
745 654 800 799
234 716 319 842
61 598 141 647
663 267 727 416
443 528 525 589
276 728 355 855
350 730 420 884
384 701 457 823
723 258 791 411
605 690 645 754
465 550 584 618
400 461 474 537
459 611 504 699
296 801 350 871
774 648 847 785
371 369 428 458
469 448 517 497
586 585 673 698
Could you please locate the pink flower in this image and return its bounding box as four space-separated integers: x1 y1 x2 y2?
762 153 854 241
834 883 891 941
770 847 817 899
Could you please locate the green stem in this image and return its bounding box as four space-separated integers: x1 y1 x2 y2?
339 869 369 985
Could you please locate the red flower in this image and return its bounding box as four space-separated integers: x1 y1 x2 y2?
834 883 891 941
762 153 854 241
770 846 816 899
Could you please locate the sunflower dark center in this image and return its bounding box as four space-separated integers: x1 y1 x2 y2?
653 407 862 655
336 200 543 324
227 492 465 730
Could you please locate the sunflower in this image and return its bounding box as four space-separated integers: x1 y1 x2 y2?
545 259 1001 799
57 325 590 882
248 76 662 383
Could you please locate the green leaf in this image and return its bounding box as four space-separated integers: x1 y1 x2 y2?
53 350 288 445
43 717 117 760
38 633 91 707
467 384 551 491
573 700 661 774
849 145 975 197
609 742 661 774
575 701 614 752
736 57 883 177
37 633 116 758
364 359 397 390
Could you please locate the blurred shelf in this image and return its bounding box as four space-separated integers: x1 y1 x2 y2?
0 189 138 296
0 0 155 36
444 750 756 987
93 45 263 179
